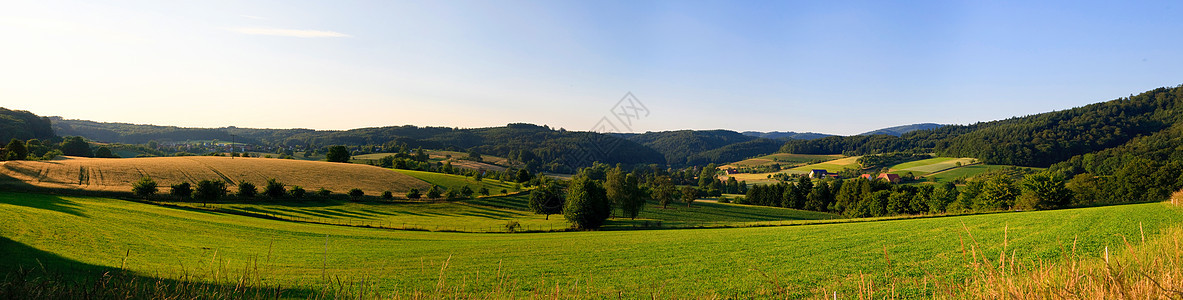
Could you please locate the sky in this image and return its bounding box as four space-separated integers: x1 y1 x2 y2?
2 1 1182 135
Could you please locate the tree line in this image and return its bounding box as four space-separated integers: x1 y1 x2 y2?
737 166 1081 218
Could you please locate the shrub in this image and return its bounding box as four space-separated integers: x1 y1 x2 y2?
426 186 441 199
325 146 350 163
382 191 393 199
406 188 421 199
170 182 192 199
263 179 286 199
131 176 157 198
290 186 306 198
316 188 331 198
479 187 490 196
348 188 364 200
460 186 474 198
195 180 227 201
236 182 257 198
504 220 521 233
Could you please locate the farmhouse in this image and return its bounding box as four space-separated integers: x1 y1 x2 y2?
724 168 739 175
809 169 829 179
860 174 872 180
877 173 901 183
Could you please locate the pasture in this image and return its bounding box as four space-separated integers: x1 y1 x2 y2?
788 156 863 172
722 153 843 168
172 193 841 232
2 191 1179 297
887 157 979 175
924 164 1042 183
392 169 516 193
0 156 431 196
353 152 508 171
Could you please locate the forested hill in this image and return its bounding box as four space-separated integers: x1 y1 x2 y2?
781 85 1183 167
49 119 664 173
740 131 834 140
0 108 55 142
615 130 765 166
857 123 944 136
51 118 266 145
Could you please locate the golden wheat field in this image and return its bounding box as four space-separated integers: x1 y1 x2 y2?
0 156 431 195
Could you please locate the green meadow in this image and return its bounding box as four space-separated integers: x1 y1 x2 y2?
924 164 1043 183
2 191 1179 298
392 169 516 192
886 157 978 175
170 193 840 232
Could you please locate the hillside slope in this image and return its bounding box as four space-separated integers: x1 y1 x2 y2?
0 156 431 195
2 192 1178 297
0 108 55 143
782 85 1183 167
50 120 665 173
858 123 944 136
619 130 762 166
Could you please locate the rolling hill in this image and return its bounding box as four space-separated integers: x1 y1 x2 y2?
740 131 834 140
857 123 944 136
781 86 1183 168
48 120 665 173
0 156 431 195
0 108 55 143
2 191 1178 297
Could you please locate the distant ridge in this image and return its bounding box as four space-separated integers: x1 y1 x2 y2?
857 123 945 136
740 131 834 140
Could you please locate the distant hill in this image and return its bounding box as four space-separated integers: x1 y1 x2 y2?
49 119 664 173
51 117 265 145
781 85 1183 168
857 123 944 136
684 138 785 166
0 156 431 196
617 130 767 166
741 131 834 140
0 108 55 142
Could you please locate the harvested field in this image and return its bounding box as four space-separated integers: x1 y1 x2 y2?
0 156 431 195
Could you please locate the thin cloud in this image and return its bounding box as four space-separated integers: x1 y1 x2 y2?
229 27 350 38
239 15 268 20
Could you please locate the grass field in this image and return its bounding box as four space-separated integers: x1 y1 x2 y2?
886 157 978 175
723 153 844 168
353 152 509 171
788 156 863 173
924 164 1042 183
392 169 516 193
3 191 1179 297
0 156 431 196
175 192 839 232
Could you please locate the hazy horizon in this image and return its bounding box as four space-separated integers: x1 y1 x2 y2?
4 1 1182 135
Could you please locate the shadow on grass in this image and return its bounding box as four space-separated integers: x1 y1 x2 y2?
0 236 318 298
0 190 87 218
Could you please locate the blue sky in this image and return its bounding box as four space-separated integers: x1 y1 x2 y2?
2 1 1182 135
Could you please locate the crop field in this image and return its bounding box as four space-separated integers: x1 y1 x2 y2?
887 157 979 175
723 153 844 168
788 156 863 172
0 156 431 196
3 191 1178 297
174 193 841 232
